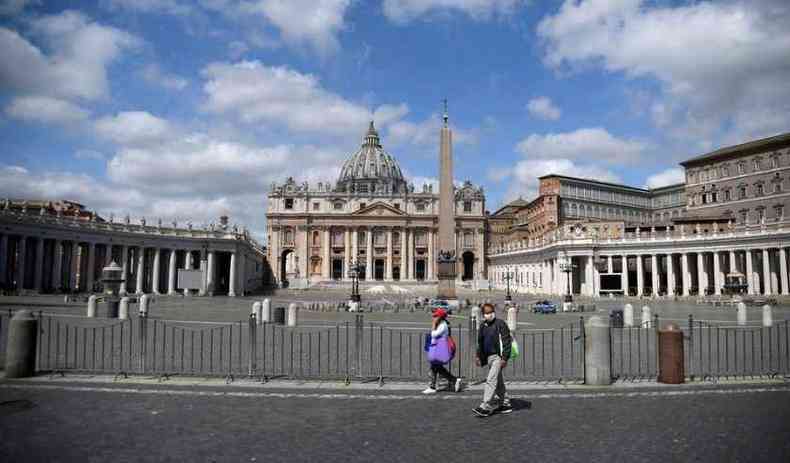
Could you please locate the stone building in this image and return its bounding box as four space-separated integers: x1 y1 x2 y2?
681 132 790 225
0 199 266 296
488 131 790 299
266 122 487 287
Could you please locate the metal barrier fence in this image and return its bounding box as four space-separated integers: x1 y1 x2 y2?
610 316 659 380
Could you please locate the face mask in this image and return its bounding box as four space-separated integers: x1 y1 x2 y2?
484 312 495 321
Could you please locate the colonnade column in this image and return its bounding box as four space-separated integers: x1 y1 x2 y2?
762 249 772 295
365 228 373 280
713 251 722 296
105 244 113 266
206 250 215 295
651 254 659 296
621 255 628 296
667 254 675 297
343 228 351 281
167 249 177 295
745 250 754 295
120 245 129 295
780 248 789 295
681 253 690 297
400 227 406 281
228 252 237 297
351 228 358 266
729 250 737 275
52 240 62 292
385 228 393 281
607 256 613 274
183 250 192 296
70 241 80 292
16 237 27 290
0 234 7 285
407 229 414 281
136 247 145 295
322 229 330 279
152 248 161 294
33 238 44 292
85 242 96 293
696 253 705 295
636 255 644 297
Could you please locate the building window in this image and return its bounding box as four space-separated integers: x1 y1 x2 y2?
775 205 784 221
313 202 319 211
754 159 761 171
285 198 294 210
758 208 766 223
740 210 748 223
724 189 731 201
775 183 782 194
739 186 747 199
773 157 779 169
334 202 343 210
756 184 764 196
416 203 425 212
738 162 745 174
464 201 472 212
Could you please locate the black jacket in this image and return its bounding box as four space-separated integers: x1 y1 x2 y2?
477 318 512 366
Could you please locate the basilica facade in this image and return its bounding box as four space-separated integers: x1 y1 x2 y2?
266 122 487 287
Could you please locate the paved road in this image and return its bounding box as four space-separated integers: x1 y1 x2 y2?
1 382 788 462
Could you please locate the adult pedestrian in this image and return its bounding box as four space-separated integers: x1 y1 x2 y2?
473 302 512 416
423 308 462 394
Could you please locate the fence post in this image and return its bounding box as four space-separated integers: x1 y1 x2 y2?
762 304 773 327
624 303 634 327
138 312 147 374
687 314 694 380
4 310 38 378
355 314 363 378
248 313 257 377
584 316 609 385
580 316 586 382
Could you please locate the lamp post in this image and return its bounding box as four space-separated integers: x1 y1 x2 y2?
504 271 513 303
559 253 576 303
348 258 363 305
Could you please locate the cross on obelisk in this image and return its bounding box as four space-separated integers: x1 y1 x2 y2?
436 99 457 302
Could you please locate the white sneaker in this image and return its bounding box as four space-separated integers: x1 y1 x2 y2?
454 378 463 392
422 387 437 394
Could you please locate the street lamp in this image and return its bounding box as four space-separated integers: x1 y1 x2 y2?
559 253 576 303
504 271 513 303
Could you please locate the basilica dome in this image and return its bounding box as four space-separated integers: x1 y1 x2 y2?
336 121 407 194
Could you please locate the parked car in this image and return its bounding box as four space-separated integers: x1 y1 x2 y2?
532 300 558 314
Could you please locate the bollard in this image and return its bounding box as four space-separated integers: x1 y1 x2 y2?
624 303 634 327
139 294 149 317
507 306 518 332
87 295 97 318
658 323 684 384
470 305 482 330
119 297 130 320
584 315 611 386
641 306 652 328
5 310 38 378
252 301 262 325
737 302 747 326
287 303 299 327
762 304 773 327
261 299 271 322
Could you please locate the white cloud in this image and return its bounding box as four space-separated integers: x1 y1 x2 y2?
386 114 478 149
515 128 647 164
383 0 523 23
243 0 351 56
228 40 249 59
95 111 173 146
526 96 561 120
537 0 790 145
139 64 188 91
645 167 684 189
5 96 90 124
74 149 105 161
101 0 192 15
201 61 407 136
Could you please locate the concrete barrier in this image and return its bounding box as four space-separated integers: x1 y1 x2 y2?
287 303 299 327
261 299 271 322
252 301 262 325
641 306 652 328
762 304 773 327
624 304 634 327
584 315 611 386
5 310 38 378
119 297 130 320
470 305 482 330
507 306 518 332
737 302 747 326
87 295 97 318
139 294 150 317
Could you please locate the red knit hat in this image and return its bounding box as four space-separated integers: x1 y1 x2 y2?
433 308 447 319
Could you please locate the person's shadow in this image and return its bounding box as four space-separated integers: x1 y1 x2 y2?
510 398 532 411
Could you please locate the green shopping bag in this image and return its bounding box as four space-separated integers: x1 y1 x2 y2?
500 334 520 360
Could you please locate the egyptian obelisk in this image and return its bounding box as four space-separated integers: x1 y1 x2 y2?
436 101 457 302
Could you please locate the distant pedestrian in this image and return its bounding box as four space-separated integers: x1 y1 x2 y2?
423 308 462 394
473 303 512 417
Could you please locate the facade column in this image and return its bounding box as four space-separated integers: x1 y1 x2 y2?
386 228 393 281
228 252 237 297
365 228 373 280
351 228 358 262
427 229 434 280
745 250 755 295
206 250 215 295
16 236 27 291
120 245 129 295
667 254 675 297
621 255 628 296
34 238 44 292
729 250 737 274
651 254 659 296
322 229 330 279
183 250 192 296
71 241 81 292
152 248 162 294
762 249 772 295
713 251 722 296
681 253 690 297
105 244 113 266
607 256 613 274
136 247 145 295
51 240 62 292
167 249 177 295
343 228 351 281
780 248 789 296
636 255 644 297
697 253 706 295
86 242 96 293
399 227 406 281
584 256 593 296
407 229 414 281
238 252 247 296
0 234 7 285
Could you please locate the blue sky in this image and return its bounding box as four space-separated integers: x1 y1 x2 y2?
1 0 789 240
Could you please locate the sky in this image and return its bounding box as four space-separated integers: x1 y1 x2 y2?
1 0 789 242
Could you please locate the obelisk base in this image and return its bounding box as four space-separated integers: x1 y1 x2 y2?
437 279 457 305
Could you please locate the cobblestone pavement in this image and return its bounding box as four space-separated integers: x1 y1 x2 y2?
1 380 788 462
